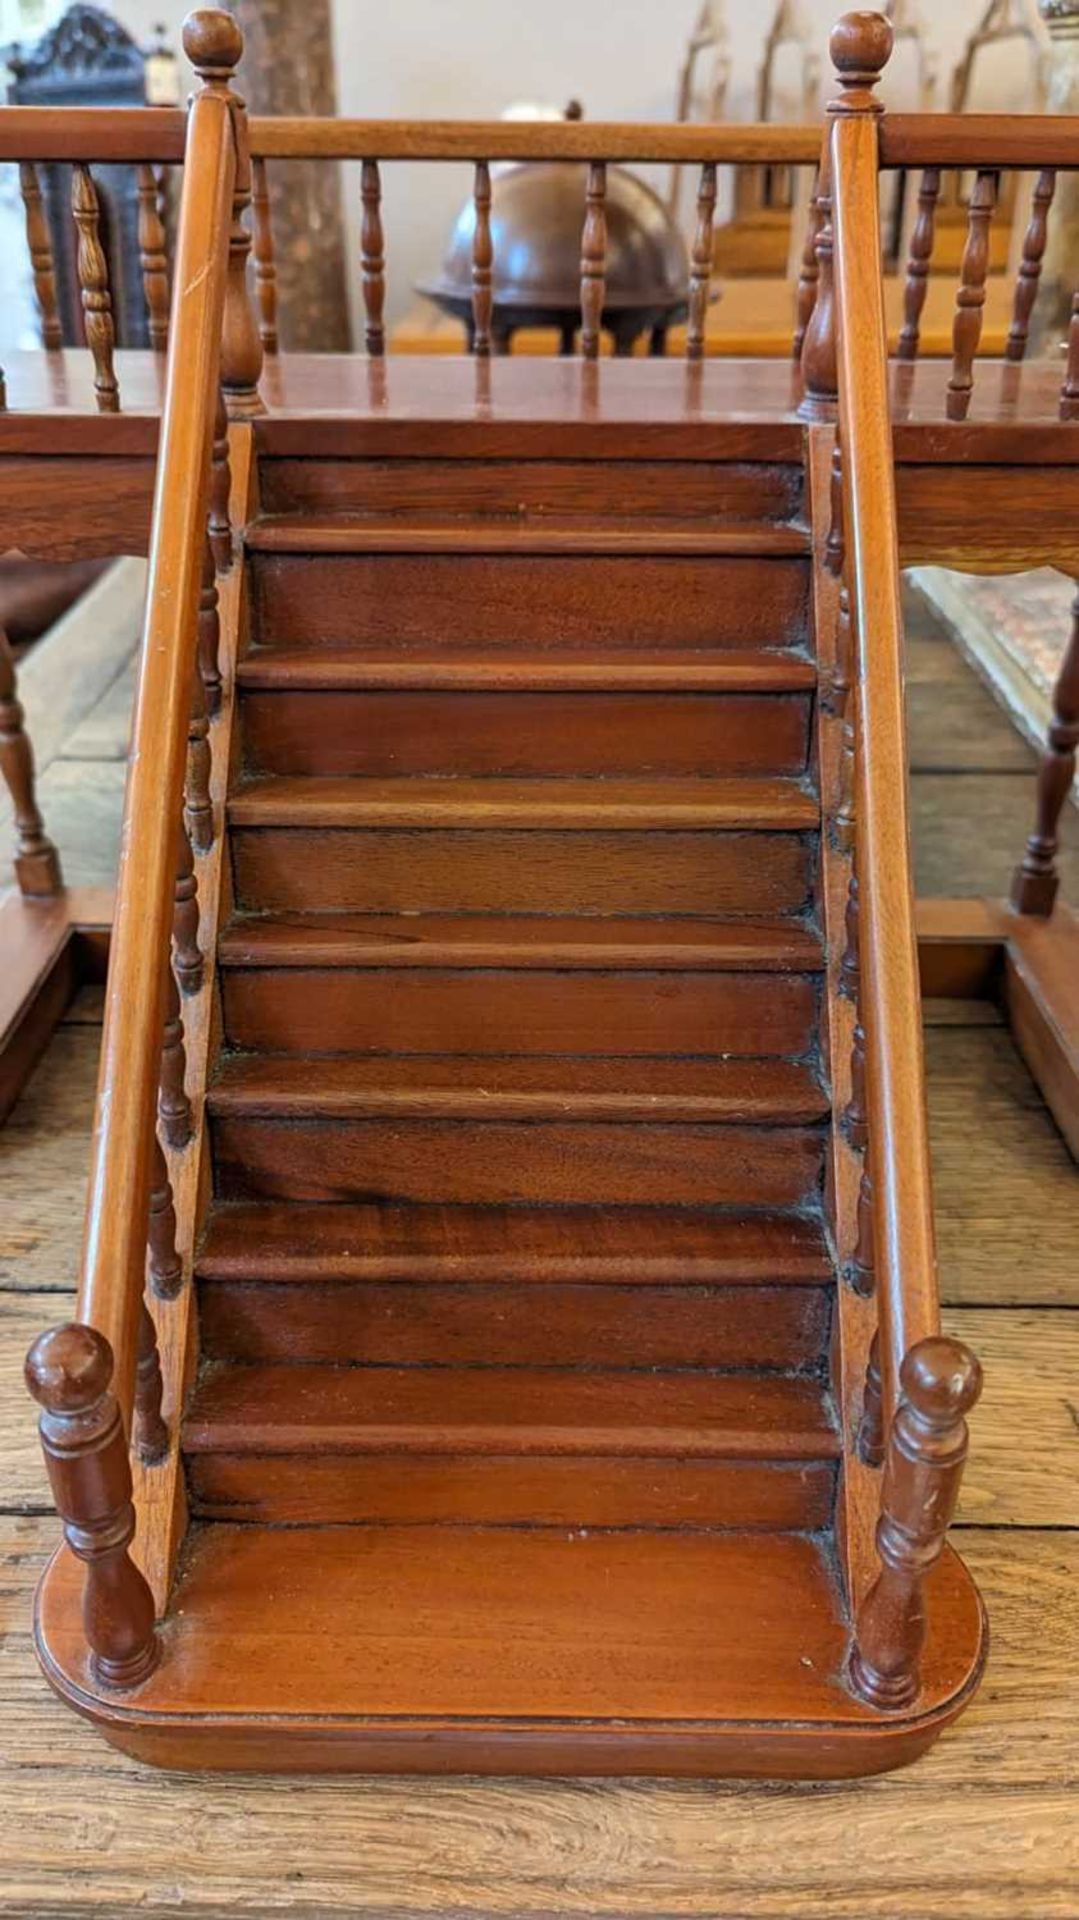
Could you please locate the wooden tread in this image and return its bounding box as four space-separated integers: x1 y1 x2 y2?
245 515 812 556
218 911 825 972
196 1202 834 1285
228 775 820 831
37 1521 987 1773
183 1363 839 1460
235 648 818 692
209 1052 829 1124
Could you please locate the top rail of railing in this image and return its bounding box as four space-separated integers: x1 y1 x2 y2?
74 28 237 1416
0 106 821 166
828 21 940 1407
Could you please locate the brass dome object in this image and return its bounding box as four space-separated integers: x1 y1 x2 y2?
420 160 690 355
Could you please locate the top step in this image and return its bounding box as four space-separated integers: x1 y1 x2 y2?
245 517 811 557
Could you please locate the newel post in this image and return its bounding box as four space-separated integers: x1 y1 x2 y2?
182 9 263 416
850 1336 982 1710
25 1324 159 1689
799 12 894 420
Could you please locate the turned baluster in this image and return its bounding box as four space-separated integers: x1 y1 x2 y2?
686 162 717 362
186 666 214 858
857 1328 885 1464
471 161 494 356
361 160 386 357
845 1015 868 1150
946 170 997 423
251 156 279 354
1060 293 1079 422
1010 583 1079 916
849 1161 876 1300
183 14 262 414
580 162 608 361
173 816 203 997
1006 168 1056 364
136 162 169 353
148 1133 182 1301
850 1337 982 1709
72 164 119 413
158 960 192 1151
134 1301 169 1466
896 166 941 362
25 1324 159 1688
209 389 233 575
792 172 822 362
198 534 222 716
0 625 62 895
19 162 62 350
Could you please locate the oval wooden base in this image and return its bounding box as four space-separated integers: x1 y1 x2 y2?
33 1531 987 1778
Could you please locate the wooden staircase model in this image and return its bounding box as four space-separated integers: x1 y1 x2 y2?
20 9 1037 1776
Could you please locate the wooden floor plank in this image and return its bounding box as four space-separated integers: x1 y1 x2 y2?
928 1027 1079 1306
0 1026 97 1293
949 1307 1079 1526
0 1519 1074 1917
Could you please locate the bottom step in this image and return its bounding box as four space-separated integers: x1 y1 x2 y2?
36 1524 986 1776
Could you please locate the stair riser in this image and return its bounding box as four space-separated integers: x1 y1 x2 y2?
231 828 815 916
240 689 812 779
212 1117 826 1207
257 457 805 522
198 1280 831 1370
220 969 820 1057
250 554 810 652
185 1453 836 1531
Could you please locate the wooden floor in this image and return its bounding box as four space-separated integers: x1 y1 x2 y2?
0 591 1076 1915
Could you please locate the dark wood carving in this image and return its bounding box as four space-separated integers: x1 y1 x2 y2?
7 3 164 350
25 1323 159 1687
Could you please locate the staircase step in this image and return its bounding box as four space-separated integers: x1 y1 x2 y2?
209 1052 828 1122
50 1522 983 1772
245 515 812 556
219 911 825 972
218 912 823 1056
184 1364 838 1527
237 650 815 779
228 775 820 832
249 551 810 652
209 1055 827 1207
256 451 804 523
197 1201 834 1286
198 1275 831 1371
236 648 818 692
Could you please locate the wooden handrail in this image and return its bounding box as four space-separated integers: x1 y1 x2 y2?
75 80 235 1420
8 101 1079 179
244 118 822 163
0 106 187 163
879 113 1079 171
831 110 940 1407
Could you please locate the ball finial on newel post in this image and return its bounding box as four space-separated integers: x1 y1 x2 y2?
830 11 894 111
182 8 244 87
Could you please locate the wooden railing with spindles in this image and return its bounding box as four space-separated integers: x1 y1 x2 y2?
22 11 242 1692
826 12 983 1711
